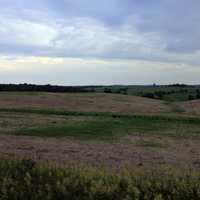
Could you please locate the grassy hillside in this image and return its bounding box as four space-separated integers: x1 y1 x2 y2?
0 92 172 115
1 108 200 140
0 91 199 184
96 85 200 102
1 84 200 102
1 91 200 118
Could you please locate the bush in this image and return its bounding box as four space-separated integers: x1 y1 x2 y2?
142 93 155 99
104 88 112 93
188 95 195 100
0 159 200 199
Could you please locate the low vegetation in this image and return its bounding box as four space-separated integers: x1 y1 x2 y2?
0 88 200 198
98 84 200 101
0 109 200 139
16 116 200 139
0 83 95 93
0 158 200 200
1 83 200 101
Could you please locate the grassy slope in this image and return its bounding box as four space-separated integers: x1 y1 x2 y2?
0 92 199 139
1 91 198 116
96 85 200 101
16 116 200 139
0 92 172 115
1 108 200 139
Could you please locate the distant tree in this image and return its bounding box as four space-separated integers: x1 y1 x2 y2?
121 90 128 95
115 89 121 94
104 88 112 93
168 83 188 87
142 93 155 99
179 89 188 93
188 95 195 100
0 83 96 93
154 91 166 99
196 93 200 99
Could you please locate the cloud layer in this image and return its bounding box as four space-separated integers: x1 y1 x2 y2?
0 0 199 84
1 56 200 85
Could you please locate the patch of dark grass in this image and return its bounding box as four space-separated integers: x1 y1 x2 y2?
0 107 200 123
1 108 200 139
136 140 166 148
15 118 124 140
14 116 200 140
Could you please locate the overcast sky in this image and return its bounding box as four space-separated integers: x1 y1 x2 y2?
0 0 199 85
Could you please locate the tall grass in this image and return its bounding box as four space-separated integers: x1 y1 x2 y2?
0 159 200 200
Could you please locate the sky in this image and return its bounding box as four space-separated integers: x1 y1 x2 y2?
0 0 200 85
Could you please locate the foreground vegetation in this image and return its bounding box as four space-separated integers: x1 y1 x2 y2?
0 158 199 200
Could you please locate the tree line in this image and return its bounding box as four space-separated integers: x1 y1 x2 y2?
0 84 96 93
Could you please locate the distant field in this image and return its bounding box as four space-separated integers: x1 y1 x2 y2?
1 83 200 102
1 110 200 168
0 92 172 114
0 91 200 168
1 111 200 139
0 91 199 116
96 85 200 102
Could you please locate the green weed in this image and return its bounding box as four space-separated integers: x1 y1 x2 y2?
0 159 200 200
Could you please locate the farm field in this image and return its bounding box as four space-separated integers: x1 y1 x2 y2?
0 91 200 115
0 92 171 114
96 84 200 101
1 92 200 169
1 0 199 198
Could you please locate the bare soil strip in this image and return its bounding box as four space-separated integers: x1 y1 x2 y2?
1 134 200 169
180 99 200 115
0 92 171 114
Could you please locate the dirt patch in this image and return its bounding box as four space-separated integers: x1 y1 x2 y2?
0 92 171 114
180 100 200 115
0 112 87 132
0 134 200 169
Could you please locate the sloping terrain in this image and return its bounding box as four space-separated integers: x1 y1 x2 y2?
0 92 200 169
1 134 200 169
0 92 171 114
180 100 200 115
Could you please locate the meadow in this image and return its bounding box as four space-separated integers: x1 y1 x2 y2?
1 90 200 199
1 109 200 139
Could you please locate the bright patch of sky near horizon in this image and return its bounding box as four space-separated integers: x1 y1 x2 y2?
0 0 199 85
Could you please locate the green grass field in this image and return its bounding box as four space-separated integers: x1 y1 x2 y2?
1 108 200 140
15 117 200 139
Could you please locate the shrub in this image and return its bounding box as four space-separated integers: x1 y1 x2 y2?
188 95 195 100
104 88 112 93
142 93 155 99
0 159 200 199
196 93 200 99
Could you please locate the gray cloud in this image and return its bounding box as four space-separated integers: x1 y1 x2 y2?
0 0 199 66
